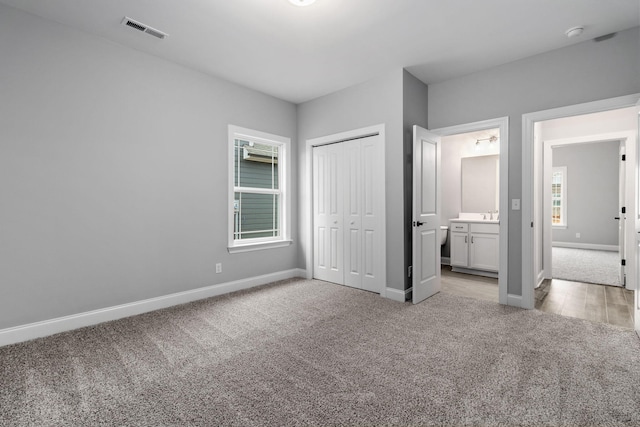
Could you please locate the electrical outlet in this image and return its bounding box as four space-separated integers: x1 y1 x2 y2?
215 263 222 274
576 233 581 239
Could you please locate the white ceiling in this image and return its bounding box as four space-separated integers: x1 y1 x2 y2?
1 0 638 104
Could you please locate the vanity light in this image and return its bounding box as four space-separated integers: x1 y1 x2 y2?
475 136 498 146
289 0 316 6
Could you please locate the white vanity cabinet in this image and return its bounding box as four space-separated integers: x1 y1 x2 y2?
450 221 499 277
450 223 469 267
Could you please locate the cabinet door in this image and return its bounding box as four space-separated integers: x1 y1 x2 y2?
450 232 469 267
469 233 499 271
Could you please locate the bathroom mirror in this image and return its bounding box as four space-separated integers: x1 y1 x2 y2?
461 154 499 213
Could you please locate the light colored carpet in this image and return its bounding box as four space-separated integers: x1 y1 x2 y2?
1 278 640 426
552 247 621 286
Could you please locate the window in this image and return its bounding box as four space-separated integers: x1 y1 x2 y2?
552 166 567 227
228 125 291 252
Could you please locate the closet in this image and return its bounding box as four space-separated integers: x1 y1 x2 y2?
312 135 384 293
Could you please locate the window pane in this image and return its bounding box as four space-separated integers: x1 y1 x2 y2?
234 192 279 240
234 139 279 189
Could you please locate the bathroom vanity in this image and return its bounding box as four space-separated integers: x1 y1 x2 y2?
450 218 499 278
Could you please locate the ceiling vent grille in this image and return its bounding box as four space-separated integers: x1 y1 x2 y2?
121 17 168 40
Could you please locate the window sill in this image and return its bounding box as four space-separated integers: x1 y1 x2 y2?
228 240 293 254
552 225 567 229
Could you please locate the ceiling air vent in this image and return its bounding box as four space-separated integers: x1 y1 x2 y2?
121 17 168 40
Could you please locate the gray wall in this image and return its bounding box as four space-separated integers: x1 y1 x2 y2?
552 142 619 246
428 26 640 296
0 5 298 329
297 70 405 290
403 70 429 288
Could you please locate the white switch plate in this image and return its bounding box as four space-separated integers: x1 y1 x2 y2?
215 263 222 274
511 199 520 210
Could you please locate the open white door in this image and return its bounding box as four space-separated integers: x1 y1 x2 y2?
412 125 442 304
635 102 640 334
618 142 626 286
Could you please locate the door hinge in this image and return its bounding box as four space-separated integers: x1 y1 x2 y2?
622 207 626 214
621 259 626 266
531 221 534 228
408 266 413 278
622 154 626 161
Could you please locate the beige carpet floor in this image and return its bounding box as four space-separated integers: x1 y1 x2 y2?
1 277 639 426
552 247 620 286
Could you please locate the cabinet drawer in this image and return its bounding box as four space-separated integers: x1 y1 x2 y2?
470 223 499 234
450 223 468 232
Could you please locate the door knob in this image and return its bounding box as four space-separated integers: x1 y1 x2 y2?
413 221 424 227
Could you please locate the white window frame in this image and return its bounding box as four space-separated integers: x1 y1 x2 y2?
551 166 567 228
228 125 291 253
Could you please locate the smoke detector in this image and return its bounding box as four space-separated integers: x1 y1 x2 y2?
565 26 584 38
121 17 168 39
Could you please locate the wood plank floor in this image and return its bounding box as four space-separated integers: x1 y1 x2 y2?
440 266 635 329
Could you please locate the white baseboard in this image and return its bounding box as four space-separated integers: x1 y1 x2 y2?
0 268 306 347
451 266 498 279
441 257 451 266
552 242 618 252
386 287 410 302
507 293 523 308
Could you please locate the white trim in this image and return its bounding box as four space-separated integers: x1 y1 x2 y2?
522 93 640 310
0 268 306 347
441 257 451 266
552 242 619 252
304 124 387 295
228 125 291 251
430 116 510 306
385 287 409 302
228 239 292 253
507 293 523 308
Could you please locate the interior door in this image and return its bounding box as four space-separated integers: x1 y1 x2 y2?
618 142 626 286
313 143 344 284
343 139 363 289
635 102 640 333
412 125 441 304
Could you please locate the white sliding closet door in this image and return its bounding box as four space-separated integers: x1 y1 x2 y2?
313 135 384 293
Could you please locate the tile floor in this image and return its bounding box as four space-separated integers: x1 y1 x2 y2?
440 266 635 329
535 278 634 328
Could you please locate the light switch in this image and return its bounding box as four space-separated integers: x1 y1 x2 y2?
512 199 521 210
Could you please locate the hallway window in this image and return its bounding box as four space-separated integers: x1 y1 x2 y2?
228 125 291 252
552 166 567 227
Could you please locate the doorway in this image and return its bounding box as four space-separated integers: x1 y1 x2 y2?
522 93 640 332
431 117 509 305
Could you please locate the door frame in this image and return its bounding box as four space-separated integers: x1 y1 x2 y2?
430 116 509 306
522 93 640 310
304 124 387 296
542 134 633 284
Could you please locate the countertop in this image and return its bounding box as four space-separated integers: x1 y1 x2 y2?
450 218 499 224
